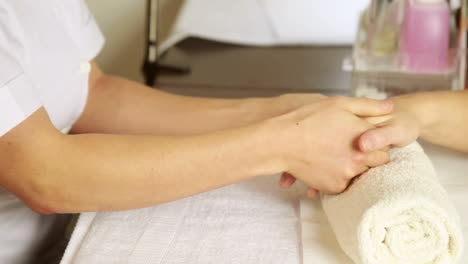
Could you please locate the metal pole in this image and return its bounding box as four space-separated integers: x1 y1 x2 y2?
143 0 159 86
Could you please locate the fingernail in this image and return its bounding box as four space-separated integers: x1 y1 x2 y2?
279 178 286 187
280 178 290 188
361 137 375 152
307 189 318 199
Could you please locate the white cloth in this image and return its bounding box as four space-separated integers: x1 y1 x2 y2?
61 176 306 264
304 142 464 264
0 0 104 136
159 0 368 53
0 1 104 263
61 142 468 264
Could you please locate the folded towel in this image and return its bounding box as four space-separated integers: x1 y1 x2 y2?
321 142 464 264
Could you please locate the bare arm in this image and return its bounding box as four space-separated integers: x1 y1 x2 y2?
72 62 317 136
0 109 280 214
0 98 391 215
359 90 468 152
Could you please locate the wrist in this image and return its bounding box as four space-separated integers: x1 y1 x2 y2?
393 93 439 137
242 94 328 125
232 97 278 126
244 96 292 120
248 117 290 176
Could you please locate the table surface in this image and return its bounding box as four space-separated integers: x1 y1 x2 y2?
62 141 468 264
157 38 353 98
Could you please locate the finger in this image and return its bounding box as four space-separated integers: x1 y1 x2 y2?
364 115 393 125
359 124 400 152
354 165 370 176
364 150 391 168
279 173 287 186
280 172 297 188
307 188 319 199
333 97 393 117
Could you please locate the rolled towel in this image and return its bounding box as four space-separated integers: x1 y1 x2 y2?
321 142 464 264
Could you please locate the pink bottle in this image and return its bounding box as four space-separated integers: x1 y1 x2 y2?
400 0 451 73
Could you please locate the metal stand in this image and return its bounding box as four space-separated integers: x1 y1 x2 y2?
142 0 190 86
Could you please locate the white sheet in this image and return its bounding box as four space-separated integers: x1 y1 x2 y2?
262 0 368 45
159 0 369 53
159 0 274 53
61 141 468 264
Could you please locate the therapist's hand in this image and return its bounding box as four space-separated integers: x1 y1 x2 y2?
270 96 392 196
273 93 328 111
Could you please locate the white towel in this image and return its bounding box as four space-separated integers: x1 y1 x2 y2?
321 142 464 264
60 176 306 264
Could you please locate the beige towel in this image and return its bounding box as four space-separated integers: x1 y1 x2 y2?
321 142 464 264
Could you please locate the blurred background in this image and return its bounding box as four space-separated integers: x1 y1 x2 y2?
86 0 182 82
86 0 465 98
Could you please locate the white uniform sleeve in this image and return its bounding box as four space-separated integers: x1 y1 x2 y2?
0 49 41 137
63 0 106 61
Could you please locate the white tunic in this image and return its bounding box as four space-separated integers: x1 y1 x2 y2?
0 0 104 263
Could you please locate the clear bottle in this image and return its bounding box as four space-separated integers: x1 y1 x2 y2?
400 0 451 73
368 0 404 56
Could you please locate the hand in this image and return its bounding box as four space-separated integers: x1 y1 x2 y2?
279 172 321 198
274 93 328 112
358 95 425 152
269 96 393 196
276 94 392 198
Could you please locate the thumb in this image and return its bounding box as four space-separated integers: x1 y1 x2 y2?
359 122 409 152
359 125 401 152
364 150 391 167
335 97 393 117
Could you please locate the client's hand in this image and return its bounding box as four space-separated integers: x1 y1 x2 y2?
270 96 393 197
358 95 426 152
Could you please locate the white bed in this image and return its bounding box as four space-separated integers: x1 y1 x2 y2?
60 142 468 264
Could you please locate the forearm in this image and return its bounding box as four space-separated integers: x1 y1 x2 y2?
11 123 281 214
2 97 393 214
394 90 468 151
72 73 287 136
